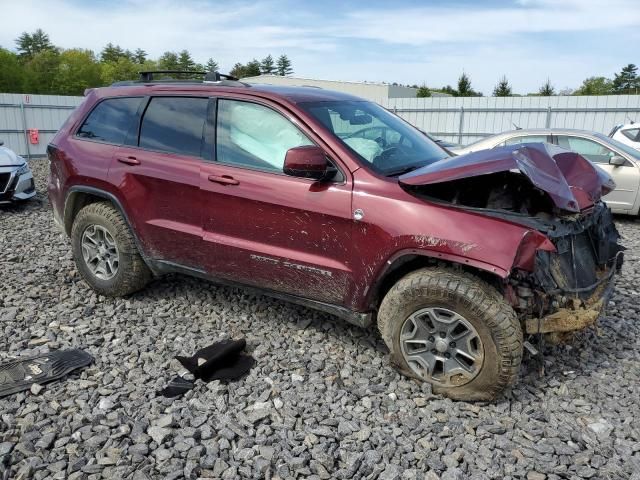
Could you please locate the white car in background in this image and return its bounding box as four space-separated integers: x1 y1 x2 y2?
609 123 640 151
450 128 640 215
0 140 36 204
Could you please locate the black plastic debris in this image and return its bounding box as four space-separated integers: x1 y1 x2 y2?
0 349 93 398
158 376 195 398
159 339 255 398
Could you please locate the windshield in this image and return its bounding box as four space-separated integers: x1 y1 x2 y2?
594 132 640 159
300 100 449 175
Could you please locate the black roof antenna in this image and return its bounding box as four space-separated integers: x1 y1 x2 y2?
512 121 522 130
626 115 635 125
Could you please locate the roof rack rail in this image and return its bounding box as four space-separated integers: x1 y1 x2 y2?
111 70 249 87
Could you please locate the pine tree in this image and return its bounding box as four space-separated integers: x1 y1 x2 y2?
276 54 293 76
612 64 639 94
205 58 219 72
493 76 512 97
133 48 147 64
177 50 195 71
100 43 126 63
539 79 555 96
260 55 275 75
15 29 54 57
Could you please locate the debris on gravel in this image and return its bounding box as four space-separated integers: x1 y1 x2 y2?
1 159 639 479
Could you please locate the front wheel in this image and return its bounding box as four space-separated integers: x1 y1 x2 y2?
377 268 522 401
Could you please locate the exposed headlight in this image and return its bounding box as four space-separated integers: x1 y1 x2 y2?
16 163 30 176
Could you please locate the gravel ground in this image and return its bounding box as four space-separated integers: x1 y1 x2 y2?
1 159 639 480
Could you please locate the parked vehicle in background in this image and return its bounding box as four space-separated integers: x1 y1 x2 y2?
609 123 640 151
424 132 459 149
0 140 36 204
451 128 640 215
48 72 623 401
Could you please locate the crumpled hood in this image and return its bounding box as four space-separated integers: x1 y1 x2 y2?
399 143 615 213
0 146 25 167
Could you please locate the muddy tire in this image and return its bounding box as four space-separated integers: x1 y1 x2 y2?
71 202 151 297
378 267 522 401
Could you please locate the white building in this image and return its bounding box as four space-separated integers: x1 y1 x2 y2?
240 75 419 101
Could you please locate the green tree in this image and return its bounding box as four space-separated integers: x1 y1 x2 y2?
15 28 55 58
244 59 261 77
100 43 127 63
22 50 61 93
260 54 275 74
133 48 147 64
158 51 180 71
612 64 639 94
205 58 219 72
276 54 293 76
53 49 102 95
100 56 140 84
493 75 512 97
229 62 246 78
0 48 25 93
539 79 555 96
416 84 431 98
177 50 195 71
456 72 481 96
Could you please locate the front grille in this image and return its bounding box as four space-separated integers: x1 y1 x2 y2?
0 173 10 193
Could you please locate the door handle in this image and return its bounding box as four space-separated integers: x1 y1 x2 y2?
208 174 239 186
117 156 140 166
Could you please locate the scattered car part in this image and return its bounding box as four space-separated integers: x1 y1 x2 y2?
176 339 255 382
159 339 255 398
158 376 195 398
449 128 640 215
0 349 93 398
48 77 623 401
0 143 36 204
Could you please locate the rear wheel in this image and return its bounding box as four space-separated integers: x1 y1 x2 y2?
71 202 151 296
378 267 522 401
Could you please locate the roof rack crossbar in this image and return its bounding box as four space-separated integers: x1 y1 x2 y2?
138 70 207 82
110 70 245 87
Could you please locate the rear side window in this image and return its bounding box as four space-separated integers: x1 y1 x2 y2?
504 135 549 146
77 97 141 144
139 97 209 157
622 128 640 142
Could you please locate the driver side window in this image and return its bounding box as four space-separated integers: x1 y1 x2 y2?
216 99 313 173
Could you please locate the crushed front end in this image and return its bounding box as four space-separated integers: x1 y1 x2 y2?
508 202 624 339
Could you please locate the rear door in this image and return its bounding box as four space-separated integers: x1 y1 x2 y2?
553 134 639 211
199 97 355 306
109 95 210 268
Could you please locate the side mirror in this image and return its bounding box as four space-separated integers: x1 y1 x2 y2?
610 155 626 167
283 146 335 181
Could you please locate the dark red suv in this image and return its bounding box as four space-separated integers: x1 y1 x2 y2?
48 72 623 400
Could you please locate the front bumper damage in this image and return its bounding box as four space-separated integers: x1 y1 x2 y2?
510 203 623 337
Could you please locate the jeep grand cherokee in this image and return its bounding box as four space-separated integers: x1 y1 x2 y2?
47 72 623 400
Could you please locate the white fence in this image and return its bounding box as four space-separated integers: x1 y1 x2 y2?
0 93 83 158
378 95 640 145
2 92 640 158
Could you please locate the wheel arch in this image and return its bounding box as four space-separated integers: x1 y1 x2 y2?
367 250 508 310
64 186 151 268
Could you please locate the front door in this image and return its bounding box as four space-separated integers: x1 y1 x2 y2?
553 134 640 211
200 98 354 306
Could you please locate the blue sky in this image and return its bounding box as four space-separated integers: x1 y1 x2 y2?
1 0 639 94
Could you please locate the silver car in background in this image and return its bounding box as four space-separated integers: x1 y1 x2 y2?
450 128 640 215
0 141 36 204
